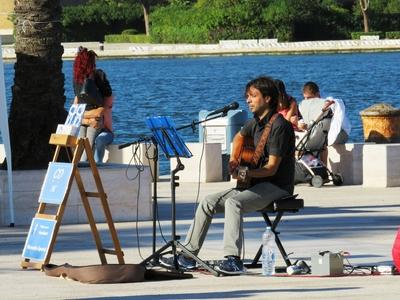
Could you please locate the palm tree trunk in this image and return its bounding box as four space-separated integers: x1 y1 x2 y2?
8 0 67 170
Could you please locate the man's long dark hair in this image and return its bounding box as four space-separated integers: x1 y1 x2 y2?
245 76 279 111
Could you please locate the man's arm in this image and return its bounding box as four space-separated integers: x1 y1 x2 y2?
229 132 244 178
322 99 335 112
247 155 282 179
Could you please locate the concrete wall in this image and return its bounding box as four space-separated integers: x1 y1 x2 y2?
169 143 223 182
0 164 152 226
362 143 400 187
3 142 400 188
327 143 363 185
2 140 400 226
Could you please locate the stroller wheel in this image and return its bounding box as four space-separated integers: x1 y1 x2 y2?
311 175 323 188
332 174 343 186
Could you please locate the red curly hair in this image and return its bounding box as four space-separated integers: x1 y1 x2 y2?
73 47 97 85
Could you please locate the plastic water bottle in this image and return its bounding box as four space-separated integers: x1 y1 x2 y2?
261 226 276 276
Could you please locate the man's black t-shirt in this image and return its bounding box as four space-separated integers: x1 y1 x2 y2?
240 111 295 193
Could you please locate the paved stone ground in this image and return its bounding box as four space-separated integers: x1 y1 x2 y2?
0 181 399 299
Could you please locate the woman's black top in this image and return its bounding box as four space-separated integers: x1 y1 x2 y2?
73 69 112 99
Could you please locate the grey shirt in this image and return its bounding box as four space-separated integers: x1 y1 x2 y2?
298 97 326 125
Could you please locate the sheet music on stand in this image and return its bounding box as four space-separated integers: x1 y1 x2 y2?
146 116 192 159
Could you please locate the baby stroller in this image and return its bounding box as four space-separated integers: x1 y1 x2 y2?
294 107 343 188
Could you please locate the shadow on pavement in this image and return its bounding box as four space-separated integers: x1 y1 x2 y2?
78 287 360 300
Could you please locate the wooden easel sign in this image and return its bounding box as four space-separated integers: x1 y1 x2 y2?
22 218 56 262
21 125 125 268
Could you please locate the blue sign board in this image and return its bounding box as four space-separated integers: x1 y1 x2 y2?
39 162 74 204
22 218 56 261
65 103 86 127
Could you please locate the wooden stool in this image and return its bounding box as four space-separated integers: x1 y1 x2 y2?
246 194 304 268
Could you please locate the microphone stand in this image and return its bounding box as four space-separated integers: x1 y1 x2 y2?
122 112 228 272
150 138 158 256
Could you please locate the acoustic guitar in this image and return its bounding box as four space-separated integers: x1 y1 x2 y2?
231 135 255 189
230 113 279 189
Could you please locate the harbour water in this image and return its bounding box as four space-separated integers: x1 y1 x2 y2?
2 52 400 173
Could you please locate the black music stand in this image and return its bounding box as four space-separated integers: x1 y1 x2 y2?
141 116 219 276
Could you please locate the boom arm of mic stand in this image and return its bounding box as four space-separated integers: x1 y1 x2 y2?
118 136 152 149
176 112 227 131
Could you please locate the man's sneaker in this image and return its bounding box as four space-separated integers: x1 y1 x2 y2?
215 256 246 275
159 254 197 270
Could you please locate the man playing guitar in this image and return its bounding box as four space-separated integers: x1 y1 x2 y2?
161 76 295 275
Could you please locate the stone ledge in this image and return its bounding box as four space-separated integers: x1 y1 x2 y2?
0 164 152 226
170 142 223 182
327 143 363 185
328 142 400 187
362 143 400 187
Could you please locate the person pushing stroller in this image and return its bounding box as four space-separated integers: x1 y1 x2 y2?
298 81 351 165
295 82 351 187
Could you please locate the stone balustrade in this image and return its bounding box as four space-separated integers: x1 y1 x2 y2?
2 39 400 60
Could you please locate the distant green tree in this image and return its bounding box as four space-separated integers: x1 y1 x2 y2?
262 0 295 41
136 0 168 36
209 0 269 41
150 5 209 43
62 0 143 41
169 0 195 6
386 0 400 13
353 0 400 32
151 0 270 43
263 0 353 41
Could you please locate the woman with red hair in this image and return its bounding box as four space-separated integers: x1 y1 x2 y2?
73 47 113 163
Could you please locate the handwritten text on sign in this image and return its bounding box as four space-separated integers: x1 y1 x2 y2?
22 218 56 261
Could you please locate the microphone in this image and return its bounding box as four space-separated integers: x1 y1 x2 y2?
206 101 239 117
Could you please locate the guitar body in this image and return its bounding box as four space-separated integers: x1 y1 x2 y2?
231 135 255 189
231 113 278 189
